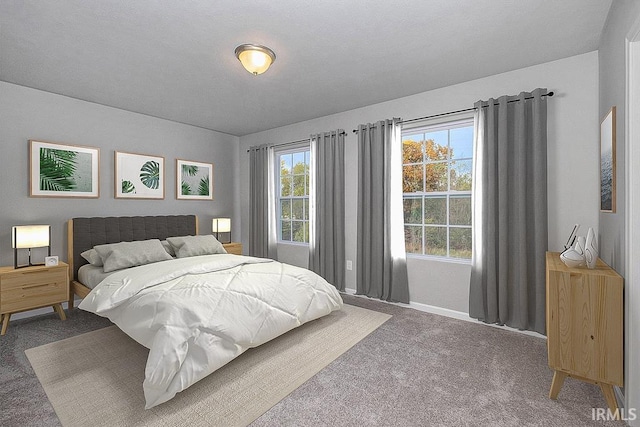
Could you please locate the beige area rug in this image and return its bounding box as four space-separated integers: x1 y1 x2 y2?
26 304 390 427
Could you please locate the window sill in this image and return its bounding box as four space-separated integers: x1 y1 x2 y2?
277 241 309 247
406 253 472 265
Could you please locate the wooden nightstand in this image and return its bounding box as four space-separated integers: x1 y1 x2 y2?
0 262 69 335
223 242 243 255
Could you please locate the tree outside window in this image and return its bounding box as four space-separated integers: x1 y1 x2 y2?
277 148 310 243
402 119 473 259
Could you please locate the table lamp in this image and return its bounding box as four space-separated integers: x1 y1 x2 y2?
12 225 51 269
212 218 231 244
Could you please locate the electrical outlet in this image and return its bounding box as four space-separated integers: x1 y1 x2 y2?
346 260 353 270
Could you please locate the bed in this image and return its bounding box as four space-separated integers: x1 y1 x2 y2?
67 215 343 408
67 215 200 305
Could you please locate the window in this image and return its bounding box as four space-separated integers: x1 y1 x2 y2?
277 147 310 243
402 119 474 259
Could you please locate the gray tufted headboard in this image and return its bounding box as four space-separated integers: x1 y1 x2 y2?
67 215 198 281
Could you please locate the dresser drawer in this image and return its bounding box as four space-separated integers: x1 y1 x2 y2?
0 267 68 313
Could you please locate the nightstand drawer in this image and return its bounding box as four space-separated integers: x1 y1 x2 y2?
0 267 68 313
1 268 67 291
1 280 67 313
223 242 242 255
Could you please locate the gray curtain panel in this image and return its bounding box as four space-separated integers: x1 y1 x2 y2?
469 88 548 334
249 144 278 259
309 130 346 291
356 119 410 303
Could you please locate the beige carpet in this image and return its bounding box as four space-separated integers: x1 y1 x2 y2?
25 304 390 427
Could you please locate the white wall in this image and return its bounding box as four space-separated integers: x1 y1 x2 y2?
628 30 640 427
598 0 640 277
239 52 599 314
598 0 640 421
0 82 240 268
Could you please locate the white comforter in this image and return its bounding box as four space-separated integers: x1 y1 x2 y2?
79 254 343 408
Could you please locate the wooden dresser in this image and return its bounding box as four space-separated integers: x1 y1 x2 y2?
546 252 623 415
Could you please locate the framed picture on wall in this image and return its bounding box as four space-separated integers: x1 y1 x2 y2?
600 106 616 212
176 159 213 200
115 151 165 199
29 140 100 198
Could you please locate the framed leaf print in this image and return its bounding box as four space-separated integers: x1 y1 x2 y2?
115 151 165 199
176 159 213 200
29 140 100 198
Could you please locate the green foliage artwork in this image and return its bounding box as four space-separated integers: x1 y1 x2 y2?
180 164 204 196
39 148 78 191
115 152 163 198
122 180 135 194
182 164 198 176
140 161 160 189
178 161 212 199
181 181 191 195
32 141 97 197
198 176 210 196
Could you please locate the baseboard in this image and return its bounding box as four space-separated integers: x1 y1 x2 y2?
343 289 545 339
408 300 470 321
614 386 625 409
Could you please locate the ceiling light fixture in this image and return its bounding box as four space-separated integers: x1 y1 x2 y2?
234 44 276 75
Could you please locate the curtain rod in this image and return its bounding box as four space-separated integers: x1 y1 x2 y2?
246 131 347 153
351 91 554 133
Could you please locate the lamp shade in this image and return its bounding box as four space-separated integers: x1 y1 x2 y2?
12 225 50 249
234 44 276 75
212 218 231 233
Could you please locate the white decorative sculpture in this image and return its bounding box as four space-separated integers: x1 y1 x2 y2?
584 227 599 269
560 242 585 268
575 236 586 258
559 224 599 269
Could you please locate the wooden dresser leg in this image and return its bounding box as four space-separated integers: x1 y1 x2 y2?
1 313 11 336
549 371 567 399
69 295 74 310
600 384 620 420
53 304 67 321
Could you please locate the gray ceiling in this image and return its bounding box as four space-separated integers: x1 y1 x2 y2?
1 0 612 136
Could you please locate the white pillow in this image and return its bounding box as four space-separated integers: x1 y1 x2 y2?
161 240 176 257
166 235 227 258
81 248 103 267
94 239 173 273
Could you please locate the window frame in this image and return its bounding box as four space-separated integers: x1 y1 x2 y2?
402 116 474 261
274 144 311 245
